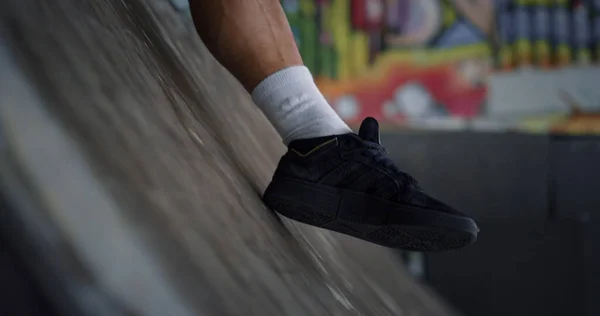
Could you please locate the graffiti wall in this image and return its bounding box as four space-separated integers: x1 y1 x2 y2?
281 0 600 134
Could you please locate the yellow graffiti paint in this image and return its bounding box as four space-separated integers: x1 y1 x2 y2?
442 0 457 27
330 0 352 80
299 0 316 15
350 31 370 77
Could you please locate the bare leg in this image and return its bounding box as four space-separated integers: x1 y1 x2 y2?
189 0 351 144
189 0 302 92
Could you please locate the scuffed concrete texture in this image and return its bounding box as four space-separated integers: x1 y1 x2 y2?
0 0 458 315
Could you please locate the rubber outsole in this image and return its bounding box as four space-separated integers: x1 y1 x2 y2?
263 177 479 252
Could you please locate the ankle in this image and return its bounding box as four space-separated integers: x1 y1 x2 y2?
251 66 351 145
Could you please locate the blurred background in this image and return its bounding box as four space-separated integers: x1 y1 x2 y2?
275 0 600 315
2 0 600 315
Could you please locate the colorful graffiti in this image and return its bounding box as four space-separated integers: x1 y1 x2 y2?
282 0 600 134
283 0 493 125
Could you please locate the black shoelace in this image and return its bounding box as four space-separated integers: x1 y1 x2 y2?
362 140 421 195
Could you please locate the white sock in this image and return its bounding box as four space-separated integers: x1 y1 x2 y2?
251 65 352 145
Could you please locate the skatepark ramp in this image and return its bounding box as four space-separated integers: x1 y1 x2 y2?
0 1 458 315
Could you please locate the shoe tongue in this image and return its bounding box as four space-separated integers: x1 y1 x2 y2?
358 117 380 144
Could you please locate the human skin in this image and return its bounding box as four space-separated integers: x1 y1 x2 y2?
189 0 304 92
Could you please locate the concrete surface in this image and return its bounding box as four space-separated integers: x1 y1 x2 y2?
0 0 458 315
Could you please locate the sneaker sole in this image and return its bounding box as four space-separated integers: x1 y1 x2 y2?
263 177 479 252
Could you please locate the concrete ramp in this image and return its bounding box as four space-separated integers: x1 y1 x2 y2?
0 1 458 315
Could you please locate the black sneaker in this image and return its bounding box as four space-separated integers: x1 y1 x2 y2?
263 117 479 251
